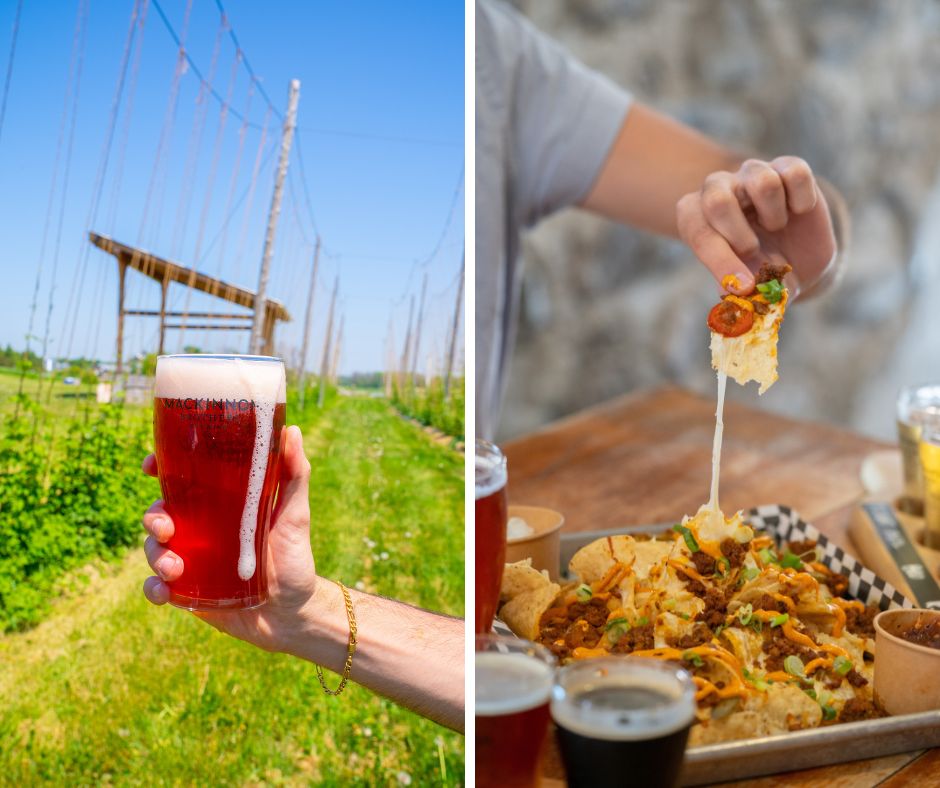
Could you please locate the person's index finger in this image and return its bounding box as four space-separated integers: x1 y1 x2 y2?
142 454 158 477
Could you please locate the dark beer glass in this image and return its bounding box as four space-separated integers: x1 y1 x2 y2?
154 354 286 610
475 439 508 633
476 634 556 788
552 657 696 788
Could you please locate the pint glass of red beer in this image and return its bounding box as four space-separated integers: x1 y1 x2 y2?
153 354 286 610
475 439 507 633
476 634 556 788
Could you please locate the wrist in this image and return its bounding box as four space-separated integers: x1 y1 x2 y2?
278 576 351 670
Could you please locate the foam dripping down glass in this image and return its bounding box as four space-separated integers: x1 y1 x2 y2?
153 354 286 610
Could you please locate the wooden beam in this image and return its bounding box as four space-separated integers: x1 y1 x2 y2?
162 324 253 331
124 310 253 319
89 232 291 322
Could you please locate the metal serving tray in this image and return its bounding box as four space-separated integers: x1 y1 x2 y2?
556 524 940 784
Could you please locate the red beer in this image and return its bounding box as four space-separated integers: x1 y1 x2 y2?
475 439 507 633
154 355 286 610
476 635 556 788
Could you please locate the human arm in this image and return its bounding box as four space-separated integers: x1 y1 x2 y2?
141 426 465 732
580 102 844 297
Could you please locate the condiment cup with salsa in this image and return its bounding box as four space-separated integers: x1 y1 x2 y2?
504 505 565 581
873 608 940 715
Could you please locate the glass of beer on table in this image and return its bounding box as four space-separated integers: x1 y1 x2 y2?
475 439 508 633
552 657 696 788
153 354 286 610
476 634 556 788
897 384 940 515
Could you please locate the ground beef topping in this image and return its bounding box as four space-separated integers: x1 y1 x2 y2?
668 624 713 650
720 538 747 569
845 668 869 688
756 261 793 284
786 539 818 558
755 593 789 614
695 587 728 628
691 550 717 576
845 606 878 639
564 620 602 650
582 598 609 628
610 623 655 654
761 626 813 672
839 698 882 723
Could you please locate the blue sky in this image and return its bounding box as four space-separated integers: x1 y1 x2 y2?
0 0 464 375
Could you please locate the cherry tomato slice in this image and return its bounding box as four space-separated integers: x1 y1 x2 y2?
707 300 754 337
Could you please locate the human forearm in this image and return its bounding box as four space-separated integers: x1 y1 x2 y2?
281 578 465 732
581 102 744 237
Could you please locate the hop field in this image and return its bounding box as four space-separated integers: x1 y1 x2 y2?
0 371 465 785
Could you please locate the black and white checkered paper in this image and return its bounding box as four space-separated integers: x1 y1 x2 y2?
746 504 912 611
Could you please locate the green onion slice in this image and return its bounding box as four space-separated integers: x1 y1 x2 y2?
758 547 777 565
784 655 805 677
740 566 760 582
673 524 700 553
682 650 704 667
756 279 785 303
575 583 592 602
771 613 790 628
833 655 853 676
737 603 754 626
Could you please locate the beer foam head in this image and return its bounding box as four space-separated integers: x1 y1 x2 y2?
551 658 696 741
476 652 553 716
475 439 507 500
155 355 286 404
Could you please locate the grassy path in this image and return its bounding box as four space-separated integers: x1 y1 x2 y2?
0 395 465 786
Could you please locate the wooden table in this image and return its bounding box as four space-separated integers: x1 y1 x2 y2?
503 386 937 787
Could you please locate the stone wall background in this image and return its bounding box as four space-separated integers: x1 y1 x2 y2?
497 0 940 442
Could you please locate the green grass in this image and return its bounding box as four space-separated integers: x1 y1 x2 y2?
0 394 465 786
0 366 101 418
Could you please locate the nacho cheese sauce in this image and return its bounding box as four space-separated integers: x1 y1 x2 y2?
707 371 727 513
155 355 287 581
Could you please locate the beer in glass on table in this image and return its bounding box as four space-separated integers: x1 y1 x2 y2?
154 354 286 610
897 384 940 515
476 634 556 788
552 657 696 788
475 439 508 633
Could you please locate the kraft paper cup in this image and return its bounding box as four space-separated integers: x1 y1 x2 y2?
873 608 940 715
505 505 564 582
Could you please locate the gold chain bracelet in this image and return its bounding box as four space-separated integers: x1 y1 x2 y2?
316 580 358 696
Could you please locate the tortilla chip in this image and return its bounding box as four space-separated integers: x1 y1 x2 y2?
499 559 552 602
500 583 561 641
691 684 821 745
569 536 636 584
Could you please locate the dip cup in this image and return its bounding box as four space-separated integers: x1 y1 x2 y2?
504 505 565 581
873 608 940 715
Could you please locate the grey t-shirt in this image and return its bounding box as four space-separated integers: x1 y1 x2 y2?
475 0 632 439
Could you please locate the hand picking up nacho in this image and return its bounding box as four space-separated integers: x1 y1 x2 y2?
497 505 882 746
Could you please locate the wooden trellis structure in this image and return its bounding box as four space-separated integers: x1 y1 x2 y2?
90 232 291 371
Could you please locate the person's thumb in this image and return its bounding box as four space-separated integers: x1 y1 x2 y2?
271 424 311 534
